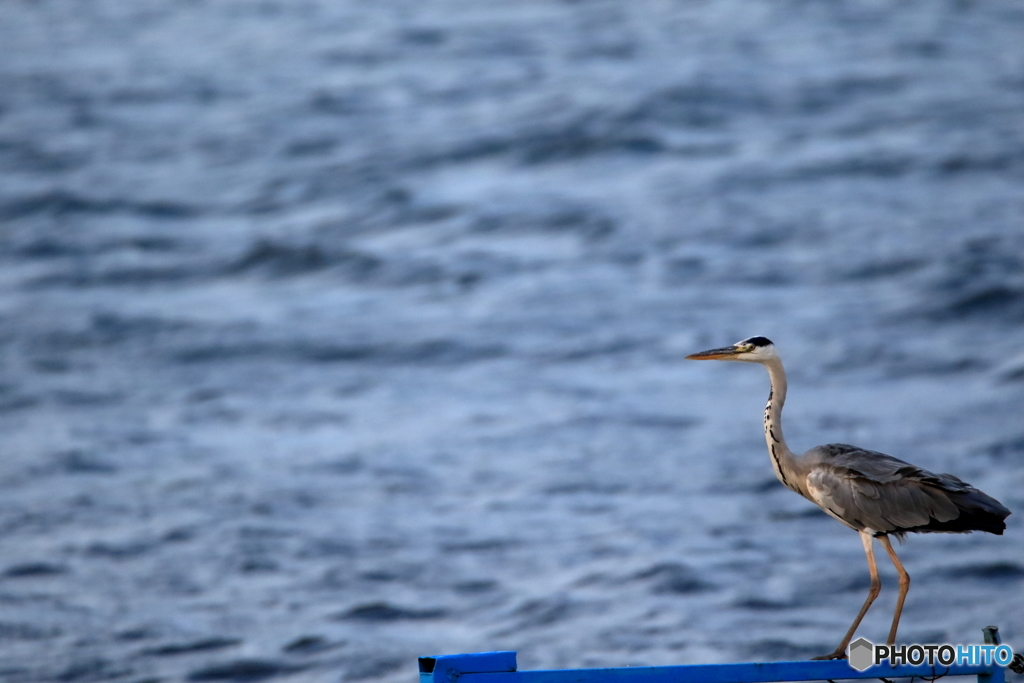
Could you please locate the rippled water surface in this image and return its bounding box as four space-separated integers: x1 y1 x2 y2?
1 2 1023 682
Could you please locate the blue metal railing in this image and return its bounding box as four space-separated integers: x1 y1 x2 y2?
418 647 1007 683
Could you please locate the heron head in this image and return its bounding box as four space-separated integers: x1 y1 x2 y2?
686 336 777 363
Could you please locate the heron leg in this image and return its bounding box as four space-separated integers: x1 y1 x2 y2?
878 535 910 646
813 530 881 660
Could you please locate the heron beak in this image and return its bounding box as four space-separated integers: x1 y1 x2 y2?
685 345 744 360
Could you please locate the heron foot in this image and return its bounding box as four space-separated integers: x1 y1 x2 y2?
811 651 848 661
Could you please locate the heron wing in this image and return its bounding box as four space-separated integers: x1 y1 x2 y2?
805 444 963 533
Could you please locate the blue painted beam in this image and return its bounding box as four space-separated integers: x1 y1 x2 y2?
420 651 518 683
419 653 1005 683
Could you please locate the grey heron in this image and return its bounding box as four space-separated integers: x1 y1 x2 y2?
686 336 1011 660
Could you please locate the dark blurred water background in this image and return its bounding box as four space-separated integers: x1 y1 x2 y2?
2 2 1024 682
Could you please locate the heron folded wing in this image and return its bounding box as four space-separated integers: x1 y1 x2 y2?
919 485 961 522
813 443 918 483
808 464 938 533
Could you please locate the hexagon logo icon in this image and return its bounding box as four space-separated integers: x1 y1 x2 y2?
848 637 874 672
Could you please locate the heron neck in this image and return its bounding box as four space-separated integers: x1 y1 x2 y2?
762 358 801 494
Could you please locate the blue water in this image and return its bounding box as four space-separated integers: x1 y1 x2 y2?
1 2 1023 682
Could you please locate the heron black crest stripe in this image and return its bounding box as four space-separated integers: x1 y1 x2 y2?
743 336 773 347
